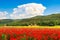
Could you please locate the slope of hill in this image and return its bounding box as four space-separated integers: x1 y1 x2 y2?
0 13 60 26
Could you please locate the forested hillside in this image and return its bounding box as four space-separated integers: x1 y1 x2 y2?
0 13 60 26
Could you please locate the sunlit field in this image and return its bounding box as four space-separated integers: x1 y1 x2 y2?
14 26 60 28
0 26 60 28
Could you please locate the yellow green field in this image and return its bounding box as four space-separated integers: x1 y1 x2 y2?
0 26 60 28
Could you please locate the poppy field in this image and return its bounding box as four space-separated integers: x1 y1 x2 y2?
0 27 60 40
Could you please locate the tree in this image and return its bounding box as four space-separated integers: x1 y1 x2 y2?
48 21 56 26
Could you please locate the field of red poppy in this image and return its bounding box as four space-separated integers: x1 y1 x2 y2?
0 27 60 40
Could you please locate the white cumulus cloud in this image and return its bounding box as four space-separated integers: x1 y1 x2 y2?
0 11 8 19
10 3 46 19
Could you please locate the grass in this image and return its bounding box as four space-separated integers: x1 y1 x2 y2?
0 25 60 28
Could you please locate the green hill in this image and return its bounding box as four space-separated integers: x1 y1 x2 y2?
0 13 60 26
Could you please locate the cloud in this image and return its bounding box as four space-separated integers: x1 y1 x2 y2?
10 3 46 19
0 3 46 19
0 11 8 19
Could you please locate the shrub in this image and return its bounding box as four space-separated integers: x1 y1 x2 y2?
48 21 55 26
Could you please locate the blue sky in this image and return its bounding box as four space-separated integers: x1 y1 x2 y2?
0 0 60 19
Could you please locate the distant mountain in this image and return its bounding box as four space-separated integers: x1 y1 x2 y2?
0 13 60 26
